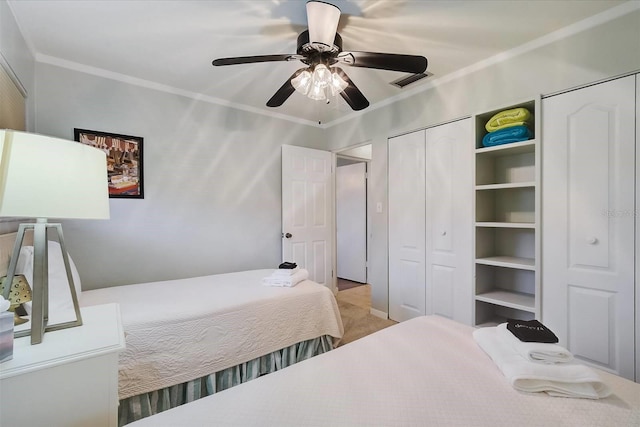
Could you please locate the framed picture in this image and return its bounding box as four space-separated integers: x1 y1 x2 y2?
74 128 144 199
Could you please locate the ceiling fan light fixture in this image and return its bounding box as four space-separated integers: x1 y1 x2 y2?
308 82 327 101
292 64 347 101
330 70 348 96
306 1 340 52
312 64 332 88
291 70 312 95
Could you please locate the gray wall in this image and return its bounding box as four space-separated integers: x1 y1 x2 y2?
33 64 325 289
325 10 640 314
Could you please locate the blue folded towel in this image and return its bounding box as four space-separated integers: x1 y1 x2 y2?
482 125 532 147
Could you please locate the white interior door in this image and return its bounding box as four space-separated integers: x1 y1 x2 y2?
425 118 473 325
282 144 333 288
542 76 635 380
336 162 367 283
388 131 426 322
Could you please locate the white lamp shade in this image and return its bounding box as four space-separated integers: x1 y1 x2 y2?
306 1 340 49
0 129 110 219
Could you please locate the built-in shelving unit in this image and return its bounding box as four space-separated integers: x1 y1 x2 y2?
473 98 540 327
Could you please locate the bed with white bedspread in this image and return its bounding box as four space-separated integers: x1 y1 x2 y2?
80 269 344 400
0 232 344 426
128 315 640 427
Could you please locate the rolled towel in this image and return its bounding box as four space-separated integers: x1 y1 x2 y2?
497 323 573 364
473 326 611 399
262 268 309 287
485 107 531 132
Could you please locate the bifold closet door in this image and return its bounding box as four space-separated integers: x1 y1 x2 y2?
388 130 426 322
542 75 635 381
424 119 473 325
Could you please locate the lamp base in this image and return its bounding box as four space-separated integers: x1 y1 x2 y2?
3 221 83 345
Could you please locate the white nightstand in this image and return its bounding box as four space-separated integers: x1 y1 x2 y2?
0 303 125 427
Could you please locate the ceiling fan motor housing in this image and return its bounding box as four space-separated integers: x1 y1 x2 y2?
297 30 343 67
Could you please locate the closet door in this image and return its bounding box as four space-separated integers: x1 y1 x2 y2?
388 130 426 322
425 119 473 325
542 76 635 380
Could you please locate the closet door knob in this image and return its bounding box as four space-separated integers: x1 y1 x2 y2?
586 237 598 245
441 231 447 236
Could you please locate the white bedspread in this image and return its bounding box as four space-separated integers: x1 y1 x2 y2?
128 316 640 427
80 269 343 399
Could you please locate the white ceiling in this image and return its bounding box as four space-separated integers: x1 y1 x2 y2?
7 0 629 126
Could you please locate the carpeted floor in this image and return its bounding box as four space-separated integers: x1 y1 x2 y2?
335 285 397 346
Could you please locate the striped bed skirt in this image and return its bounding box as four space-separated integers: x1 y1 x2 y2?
119 335 334 426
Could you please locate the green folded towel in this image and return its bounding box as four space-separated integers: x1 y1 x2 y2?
485 107 532 132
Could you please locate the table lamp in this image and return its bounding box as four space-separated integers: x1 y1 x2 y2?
0 129 110 344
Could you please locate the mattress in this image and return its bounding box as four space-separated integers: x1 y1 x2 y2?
128 315 640 427
80 269 343 399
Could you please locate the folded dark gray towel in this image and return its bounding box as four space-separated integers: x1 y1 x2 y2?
507 319 559 343
278 261 297 269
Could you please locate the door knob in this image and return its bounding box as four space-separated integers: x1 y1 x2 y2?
586 237 598 245
285 233 292 239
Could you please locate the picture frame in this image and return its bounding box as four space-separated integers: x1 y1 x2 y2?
74 128 144 199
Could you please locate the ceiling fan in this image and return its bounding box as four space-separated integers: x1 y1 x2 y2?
212 1 428 111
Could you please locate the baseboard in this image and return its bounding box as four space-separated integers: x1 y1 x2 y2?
370 307 389 320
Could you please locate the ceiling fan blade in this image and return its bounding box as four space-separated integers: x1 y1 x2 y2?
338 52 428 74
212 54 295 66
334 68 369 111
266 69 305 107
306 1 340 51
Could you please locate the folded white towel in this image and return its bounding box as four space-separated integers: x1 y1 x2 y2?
271 267 300 276
473 326 611 399
262 269 309 287
497 323 573 364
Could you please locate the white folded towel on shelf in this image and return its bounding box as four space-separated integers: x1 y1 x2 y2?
473 326 611 399
497 323 574 364
271 267 300 276
262 269 309 287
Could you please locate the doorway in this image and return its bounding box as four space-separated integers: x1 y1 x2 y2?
335 143 371 292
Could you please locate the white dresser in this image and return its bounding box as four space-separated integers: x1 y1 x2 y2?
0 303 125 426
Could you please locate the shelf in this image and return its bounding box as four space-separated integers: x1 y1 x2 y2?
474 98 539 327
475 290 536 312
475 139 536 156
475 256 535 270
476 182 535 190
475 222 535 229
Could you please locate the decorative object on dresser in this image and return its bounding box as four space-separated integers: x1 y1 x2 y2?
0 274 31 325
0 129 110 344
74 128 144 199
